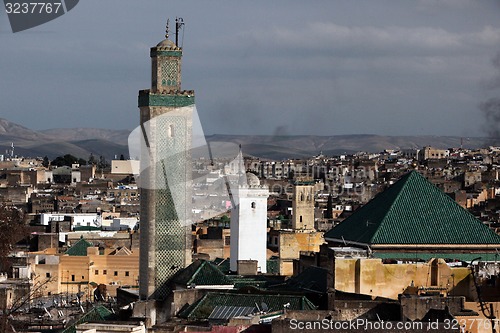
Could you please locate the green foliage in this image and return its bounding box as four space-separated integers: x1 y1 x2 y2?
51 154 86 167
88 153 97 165
98 155 110 170
42 156 49 168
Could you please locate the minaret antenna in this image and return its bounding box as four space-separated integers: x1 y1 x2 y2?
175 17 185 47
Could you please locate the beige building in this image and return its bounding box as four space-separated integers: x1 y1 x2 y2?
418 146 450 161
30 238 139 300
333 257 471 300
110 160 140 175
268 230 324 276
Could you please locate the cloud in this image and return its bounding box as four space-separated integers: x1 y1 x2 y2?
416 0 477 10
235 23 500 57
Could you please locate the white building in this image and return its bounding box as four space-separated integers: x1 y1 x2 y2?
111 160 140 175
101 217 139 231
230 172 269 274
40 213 101 229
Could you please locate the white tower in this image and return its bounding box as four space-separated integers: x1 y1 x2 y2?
230 172 269 274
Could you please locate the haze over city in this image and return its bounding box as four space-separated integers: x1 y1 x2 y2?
1 0 500 137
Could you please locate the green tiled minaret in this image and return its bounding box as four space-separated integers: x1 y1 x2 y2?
139 19 194 300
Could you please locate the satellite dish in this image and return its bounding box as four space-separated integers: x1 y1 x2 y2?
261 302 269 312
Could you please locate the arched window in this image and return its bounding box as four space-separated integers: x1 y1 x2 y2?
300 193 304 201
168 124 174 138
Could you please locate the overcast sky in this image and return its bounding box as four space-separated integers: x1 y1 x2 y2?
1 0 500 137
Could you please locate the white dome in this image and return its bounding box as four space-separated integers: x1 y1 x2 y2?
245 172 260 187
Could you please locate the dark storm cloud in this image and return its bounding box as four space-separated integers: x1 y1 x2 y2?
1 0 500 137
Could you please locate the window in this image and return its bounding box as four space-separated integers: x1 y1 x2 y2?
114 271 118 276
251 202 256 209
95 270 99 275
125 271 129 277
46 272 51 278
300 216 303 223
103 270 107 275
224 236 230 246
71 275 75 282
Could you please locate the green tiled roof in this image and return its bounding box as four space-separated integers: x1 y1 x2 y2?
286 266 328 293
373 252 500 262
178 292 316 320
62 305 114 333
65 237 93 256
172 260 233 286
212 258 230 274
325 171 500 245
227 275 274 289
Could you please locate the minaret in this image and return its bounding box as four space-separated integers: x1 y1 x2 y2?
138 19 194 300
230 149 269 274
292 181 315 230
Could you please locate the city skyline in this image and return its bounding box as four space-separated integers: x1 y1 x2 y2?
1 0 500 138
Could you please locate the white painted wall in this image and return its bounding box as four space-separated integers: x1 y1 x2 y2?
230 187 269 273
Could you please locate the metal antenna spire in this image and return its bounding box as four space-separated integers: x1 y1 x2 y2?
165 18 170 39
175 17 185 47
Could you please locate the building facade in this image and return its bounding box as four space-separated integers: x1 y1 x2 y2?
230 173 269 274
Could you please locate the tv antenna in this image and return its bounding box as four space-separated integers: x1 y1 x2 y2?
175 17 185 48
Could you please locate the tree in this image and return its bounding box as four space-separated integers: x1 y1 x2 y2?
0 204 27 273
88 153 96 165
0 276 55 333
51 154 86 167
0 204 28 333
41 156 49 168
98 155 109 170
220 215 230 225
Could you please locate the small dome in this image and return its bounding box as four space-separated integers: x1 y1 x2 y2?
156 39 179 49
245 172 260 187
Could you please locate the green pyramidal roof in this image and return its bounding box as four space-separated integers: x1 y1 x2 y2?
172 260 233 286
324 171 500 245
65 237 93 256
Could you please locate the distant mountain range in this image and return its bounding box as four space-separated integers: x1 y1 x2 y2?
0 118 491 161
0 118 131 161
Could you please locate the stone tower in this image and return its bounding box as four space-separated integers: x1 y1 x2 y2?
138 19 194 300
292 181 315 230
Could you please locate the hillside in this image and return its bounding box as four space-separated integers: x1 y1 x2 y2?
0 118 491 161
